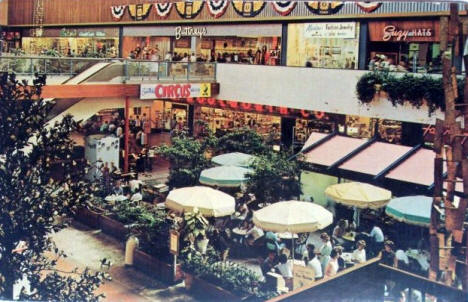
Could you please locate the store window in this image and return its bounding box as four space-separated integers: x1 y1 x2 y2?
199 107 281 140
21 27 119 57
368 20 441 73
287 22 360 69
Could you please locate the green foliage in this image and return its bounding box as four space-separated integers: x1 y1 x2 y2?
356 71 464 115
246 151 302 203
182 209 209 242
0 73 109 300
216 127 268 155
182 251 277 299
155 132 211 188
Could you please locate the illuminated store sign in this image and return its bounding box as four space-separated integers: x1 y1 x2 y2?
140 83 211 99
175 26 207 40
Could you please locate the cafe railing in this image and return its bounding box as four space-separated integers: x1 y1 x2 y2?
0 55 217 82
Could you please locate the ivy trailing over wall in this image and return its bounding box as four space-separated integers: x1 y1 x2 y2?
356 71 465 115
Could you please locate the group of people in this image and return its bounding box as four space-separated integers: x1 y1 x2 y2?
126 43 279 66
369 54 409 72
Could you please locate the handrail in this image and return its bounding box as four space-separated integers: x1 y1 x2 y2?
0 55 218 82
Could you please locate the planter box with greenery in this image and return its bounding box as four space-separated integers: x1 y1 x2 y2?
133 249 182 284
184 272 245 301
99 215 128 241
74 207 101 229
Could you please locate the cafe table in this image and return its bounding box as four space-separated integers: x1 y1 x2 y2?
342 232 356 242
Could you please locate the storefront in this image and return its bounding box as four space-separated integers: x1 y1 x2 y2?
287 22 360 69
367 20 441 73
21 27 119 57
123 24 282 64
1 30 21 53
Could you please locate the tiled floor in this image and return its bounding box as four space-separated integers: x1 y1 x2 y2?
51 222 199 302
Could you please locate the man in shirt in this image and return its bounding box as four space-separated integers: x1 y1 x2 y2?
370 224 384 257
304 244 323 280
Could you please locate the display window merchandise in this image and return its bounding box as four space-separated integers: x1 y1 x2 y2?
287 22 360 69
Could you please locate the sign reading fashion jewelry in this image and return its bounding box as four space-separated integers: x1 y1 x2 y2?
140 83 212 99
304 22 356 39
175 26 207 40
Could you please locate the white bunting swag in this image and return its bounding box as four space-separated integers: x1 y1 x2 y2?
111 5 126 20
271 1 297 16
207 0 229 18
356 2 382 13
154 2 173 18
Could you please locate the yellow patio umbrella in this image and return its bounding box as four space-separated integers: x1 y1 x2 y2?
325 182 391 210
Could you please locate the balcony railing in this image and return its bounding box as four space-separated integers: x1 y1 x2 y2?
0 55 217 82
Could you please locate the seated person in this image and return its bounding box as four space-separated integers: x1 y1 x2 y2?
395 249 410 270
261 251 278 277
275 253 293 290
245 223 264 246
325 249 339 278
379 240 397 267
351 240 367 264
211 229 230 261
303 244 323 280
334 246 345 271
112 180 124 195
265 231 285 254
332 219 348 245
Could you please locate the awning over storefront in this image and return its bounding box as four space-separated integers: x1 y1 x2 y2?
385 148 438 186
302 135 368 167
299 132 460 195
339 142 412 177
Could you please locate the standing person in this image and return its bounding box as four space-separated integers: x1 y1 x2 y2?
135 115 142 130
370 223 385 257
319 233 333 272
304 244 323 280
325 249 339 278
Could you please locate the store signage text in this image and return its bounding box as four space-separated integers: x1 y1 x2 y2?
175 97 326 120
304 22 356 39
382 25 433 42
422 125 468 145
60 28 107 38
140 83 211 99
175 26 207 40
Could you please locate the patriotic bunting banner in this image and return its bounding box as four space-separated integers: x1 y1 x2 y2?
356 2 382 13
305 1 344 15
111 5 126 20
271 1 297 16
175 1 204 19
154 2 173 18
128 4 152 21
232 1 266 18
207 0 229 18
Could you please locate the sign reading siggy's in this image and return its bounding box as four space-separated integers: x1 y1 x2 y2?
140 83 211 99
369 20 439 42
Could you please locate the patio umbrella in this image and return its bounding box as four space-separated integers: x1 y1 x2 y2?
253 201 333 234
385 196 432 227
165 186 235 217
253 201 333 260
211 152 256 167
199 166 253 188
325 182 391 210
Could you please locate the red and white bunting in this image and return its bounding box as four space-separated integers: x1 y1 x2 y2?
154 2 173 18
207 0 229 18
356 2 382 13
271 1 297 16
111 5 126 20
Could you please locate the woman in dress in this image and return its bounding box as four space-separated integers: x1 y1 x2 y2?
319 232 333 272
325 249 339 278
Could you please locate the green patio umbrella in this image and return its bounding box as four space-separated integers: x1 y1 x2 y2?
199 166 252 188
211 152 256 167
385 196 432 227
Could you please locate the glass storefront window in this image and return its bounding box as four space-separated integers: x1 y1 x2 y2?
22 37 119 57
287 22 360 69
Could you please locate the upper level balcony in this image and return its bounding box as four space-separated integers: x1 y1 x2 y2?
0 55 448 126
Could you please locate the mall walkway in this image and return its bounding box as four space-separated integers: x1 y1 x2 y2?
51 222 198 302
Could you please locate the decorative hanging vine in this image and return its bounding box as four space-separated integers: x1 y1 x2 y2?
356 71 465 116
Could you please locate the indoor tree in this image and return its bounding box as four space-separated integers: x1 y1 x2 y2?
216 127 269 155
246 150 302 203
155 130 211 188
0 73 109 301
